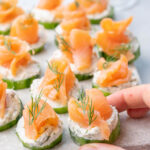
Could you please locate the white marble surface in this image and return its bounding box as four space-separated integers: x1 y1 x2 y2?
0 0 150 150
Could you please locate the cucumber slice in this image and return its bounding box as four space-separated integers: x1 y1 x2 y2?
54 106 68 114
90 6 114 25
16 132 62 150
0 99 23 131
98 46 140 64
28 44 45 55
92 84 111 96
3 74 40 90
75 74 93 81
0 28 10 35
69 118 120 146
39 21 59 30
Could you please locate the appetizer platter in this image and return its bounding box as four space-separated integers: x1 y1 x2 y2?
0 0 150 150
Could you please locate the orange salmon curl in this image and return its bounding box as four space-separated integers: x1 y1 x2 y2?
0 0 24 23
23 100 59 140
0 77 7 119
0 36 31 76
96 55 132 87
10 14 39 44
39 56 76 106
37 0 62 11
76 0 108 14
68 88 112 140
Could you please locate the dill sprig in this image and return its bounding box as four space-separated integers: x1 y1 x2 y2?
113 43 131 53
56 33 72 53
47 61 64 92
27 90 47 125
76 89 97 125
3 39 16 55
87 100 97 126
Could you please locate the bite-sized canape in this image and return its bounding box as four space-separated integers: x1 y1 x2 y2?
10 13 47 55
32 0 64 29
95 17 140 64
30 54 80 114
0 36 40 90
16 94 63 149
0 0 24 35
92 55 140 96
0 76 23 131
58 29 98 81
76 0 114 24
55 1 91 47
68 88 120 145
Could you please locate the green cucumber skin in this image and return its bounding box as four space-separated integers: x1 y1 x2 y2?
3 74 40 90
69 118 120 146
90 6 114 25
98 47 140 64
54 106 68 114
16 133 62 150
75 74 93 81
0 99 23 131
39 21 59 30
92 84 111 96
0 28 10 35
29 45 45 55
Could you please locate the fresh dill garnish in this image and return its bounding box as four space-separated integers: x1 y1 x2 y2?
113 43 131 53
56 33 72 53
75 1 79 8
87 99 97 126
3 39 16 55
27 90 47 125
76 89 97 125
47 61 64 92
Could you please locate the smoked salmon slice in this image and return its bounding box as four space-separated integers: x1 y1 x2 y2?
68 88 112 140
0 77 7 119
76 0 108 14
0 1 24 23
0 36 31 76
10 14 39 44
96 17 134 61
23 100 59 140
39 56 76 105
96 55 132 87
37 0 62 11
70 29 93 71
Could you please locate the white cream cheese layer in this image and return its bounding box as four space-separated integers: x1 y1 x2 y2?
32 8 60 23
70 53 98 75
93 67 140 94
55 25 63 35
0 61 40 81
68 106 118 140
0 23 10 32
87 5 112 20
16 117 63 147
0 90 21 126
29 25 47 51
30 78 80 108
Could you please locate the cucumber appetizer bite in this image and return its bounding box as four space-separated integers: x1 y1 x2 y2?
0 36 40 90
10 14 47 55
55 1 91 48
75 0 114 24
68 88 120 145
0 78 22 131
32 0 64 30
16 95 63 150
93 55 140 95
31 54 80 114
0 0 24 35
95 17 140 64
